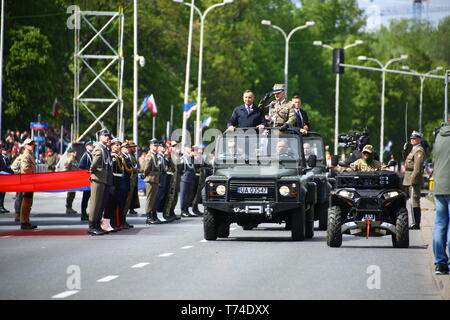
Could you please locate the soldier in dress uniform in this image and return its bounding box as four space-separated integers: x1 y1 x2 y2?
267 84 296 130
163 141 182 220
191 146 206 216
152 143 172 223
64 147 79 214
78 140 94 221
402 131 426 230
87 129 112 236
142 139 161 224
102 138 123 232
11 147 24 222
180 145 197 217
119 141 134 228
19 138 37 230
123 141 140 216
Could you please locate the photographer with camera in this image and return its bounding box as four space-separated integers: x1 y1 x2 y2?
337 130 379 167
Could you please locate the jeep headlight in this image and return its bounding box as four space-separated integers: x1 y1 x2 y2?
216 185 226 196
383 191 399 199
338 190 355 199
279 186 290 197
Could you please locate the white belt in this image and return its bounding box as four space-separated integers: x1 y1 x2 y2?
113 173 123 177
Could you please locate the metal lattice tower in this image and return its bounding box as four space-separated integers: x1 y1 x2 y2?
73 8 124 142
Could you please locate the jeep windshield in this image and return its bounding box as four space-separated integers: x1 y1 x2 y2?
302 136 325 162
214 131 303 168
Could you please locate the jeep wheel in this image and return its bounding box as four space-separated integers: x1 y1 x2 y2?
291 206 305 241
327 206 343 247
392 208 409 248
203 209 219 240
316 202 328 231
305 208 314 239
217 217 230 238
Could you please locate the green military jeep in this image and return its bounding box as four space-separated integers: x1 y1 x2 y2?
302 132 333 230
202 128 319 241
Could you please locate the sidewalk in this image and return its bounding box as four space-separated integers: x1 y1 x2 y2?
420 196 450 300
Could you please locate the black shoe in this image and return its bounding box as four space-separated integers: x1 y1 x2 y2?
181 211 191 218
122 222 134 229
435 264 449 275
1 207 9 213
192 209 203 216
20 223 37 230
409 223 420 230
88 228 105 236
163 215 176 222
81 214 89 221
128 209 138 215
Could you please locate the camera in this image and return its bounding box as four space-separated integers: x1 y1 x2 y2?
338 130 370 150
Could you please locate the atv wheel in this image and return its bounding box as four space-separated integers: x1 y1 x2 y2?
203 208 219 240
305 207 314 239
291 206 305 241
316 201 329 231
327 205 343 247
392 208 409 248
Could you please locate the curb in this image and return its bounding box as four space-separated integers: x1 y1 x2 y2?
420 197 450 300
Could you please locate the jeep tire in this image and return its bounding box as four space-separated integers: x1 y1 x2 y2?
203 208 219 240
327 205 343 247
291 206 306 241
392 208 409 248
305 207 314 239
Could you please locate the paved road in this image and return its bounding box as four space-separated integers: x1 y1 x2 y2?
0 192 441 300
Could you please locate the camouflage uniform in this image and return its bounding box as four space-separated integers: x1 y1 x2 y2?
345 145 387 172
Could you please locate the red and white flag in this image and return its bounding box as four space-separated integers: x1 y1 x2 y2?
52 97 59 119
146 94 158 115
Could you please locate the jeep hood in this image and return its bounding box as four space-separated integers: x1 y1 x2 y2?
215 166 299 179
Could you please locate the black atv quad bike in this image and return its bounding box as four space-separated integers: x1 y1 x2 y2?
327 171 409 248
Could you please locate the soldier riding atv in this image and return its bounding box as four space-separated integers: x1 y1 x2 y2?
327 145 409 248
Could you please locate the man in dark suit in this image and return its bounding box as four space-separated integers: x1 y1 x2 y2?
292 95 309 135
0 145 14 213
227 90 265 131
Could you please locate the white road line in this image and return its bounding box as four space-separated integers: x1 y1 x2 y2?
2 236 11 238
159 253 174 257
200 239 208 243
180 246 193 249
97 275 119 282
131 262 150 268
52 290 79 299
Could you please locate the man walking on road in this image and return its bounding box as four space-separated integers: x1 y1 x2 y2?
431 122 450 275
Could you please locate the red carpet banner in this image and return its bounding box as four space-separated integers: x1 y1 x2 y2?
0 170 91 192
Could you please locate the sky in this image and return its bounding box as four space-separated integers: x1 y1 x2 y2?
294 0 450 31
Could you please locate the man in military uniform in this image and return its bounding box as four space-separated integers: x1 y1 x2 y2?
180 145 197 217
142 139 161 224
345 145 386 172
64 147 79 214
0 145 13 213
267 84 296 130
191 146 205 216
119 141 135 228
19 139 37 230
403 131 426 230
163 141 182 220
78 140 94 221
87 129 112 236
152 142 172 223
11 147 24 222
123 141 140 216
45 148 58 172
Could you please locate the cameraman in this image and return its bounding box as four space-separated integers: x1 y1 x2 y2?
340 133 379 167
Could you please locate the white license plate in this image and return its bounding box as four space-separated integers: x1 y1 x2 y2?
237 186 268 194
363 214 375 221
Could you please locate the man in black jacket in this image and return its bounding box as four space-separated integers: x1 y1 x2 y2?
292 95 309 135
227 90 265 131
0 145 14 213
78 140 94 221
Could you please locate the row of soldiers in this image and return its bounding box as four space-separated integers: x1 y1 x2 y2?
86 129 210 236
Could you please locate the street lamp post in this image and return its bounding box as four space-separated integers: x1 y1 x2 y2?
358 54 408 162
313 40 363 155
402 65 443 132
261 20 315 98
175 0 234 147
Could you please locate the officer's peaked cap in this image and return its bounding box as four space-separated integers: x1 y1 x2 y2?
410 131 423 139
98 129 111 137
272 83 286 93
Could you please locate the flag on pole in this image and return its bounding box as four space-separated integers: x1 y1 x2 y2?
52 97 59 119
139 94 158 115
183 102 197 119
202 116 212 128
385 140 393 153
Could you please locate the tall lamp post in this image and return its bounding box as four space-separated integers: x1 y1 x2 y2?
261 20 315 98
313 40 363 155
174 0 234 147
358 54 408 162
401 65 443 132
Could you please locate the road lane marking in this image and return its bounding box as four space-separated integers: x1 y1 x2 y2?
97 275 119 282
180 246 193 249
200 239 208 243
159 253 174 257
131 262 150 268
52 290 79 299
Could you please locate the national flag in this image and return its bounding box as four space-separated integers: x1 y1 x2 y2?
146 94 158 115
52 97 59 119
183 102 197 119
202 116 212 128
385 140 393 152
140 96 149 114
